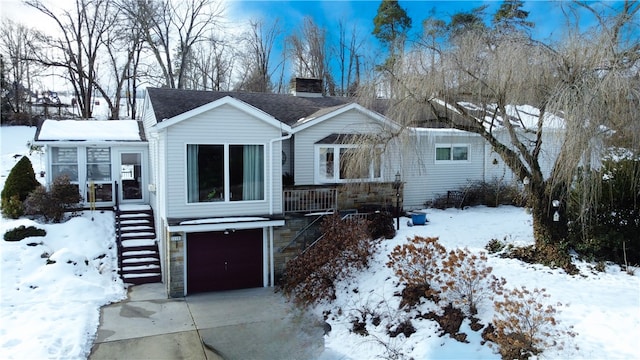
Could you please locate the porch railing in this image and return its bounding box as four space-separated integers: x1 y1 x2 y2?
283 187 337 213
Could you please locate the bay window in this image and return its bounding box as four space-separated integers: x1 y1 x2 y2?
317 145 381 182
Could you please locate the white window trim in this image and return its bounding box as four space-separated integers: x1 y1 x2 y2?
314 144 383 184
435 143 470 163
185 142 267 205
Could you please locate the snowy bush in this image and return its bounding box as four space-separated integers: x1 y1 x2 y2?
387 236 504 315
483 286 576 360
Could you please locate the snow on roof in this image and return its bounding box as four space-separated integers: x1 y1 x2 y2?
505 105 565 129
37 119 142 141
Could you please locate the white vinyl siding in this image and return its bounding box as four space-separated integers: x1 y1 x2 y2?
294 109 390 185
402 133 485 209
163 104 283 218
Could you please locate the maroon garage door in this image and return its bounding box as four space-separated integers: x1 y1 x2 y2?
187 228 263 294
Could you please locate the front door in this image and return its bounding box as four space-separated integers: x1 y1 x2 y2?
119 152 143 203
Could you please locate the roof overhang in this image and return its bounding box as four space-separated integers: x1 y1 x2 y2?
167 217 285 233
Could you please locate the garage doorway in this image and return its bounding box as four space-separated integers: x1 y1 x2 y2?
186 228 263 294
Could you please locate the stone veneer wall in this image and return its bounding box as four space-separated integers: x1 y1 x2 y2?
336 182 403 212
273 215 321 283
167 233 185 298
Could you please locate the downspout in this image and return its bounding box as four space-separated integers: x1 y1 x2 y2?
269 226 275 286
268 132 292 215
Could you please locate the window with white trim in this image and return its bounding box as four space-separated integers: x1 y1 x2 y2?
436 145 469 161
317 145 382 182
51 147 78 181
187 144 264 203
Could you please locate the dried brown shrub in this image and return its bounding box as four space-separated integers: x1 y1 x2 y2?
281 214 378 306
483 287 577 360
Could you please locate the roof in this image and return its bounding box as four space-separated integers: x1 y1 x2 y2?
145 88 354 126
35 119 146 142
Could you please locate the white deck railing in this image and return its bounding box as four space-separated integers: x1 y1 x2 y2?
283 187 337 213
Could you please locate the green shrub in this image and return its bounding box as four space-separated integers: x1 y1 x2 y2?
24 175 82 223
2 195 24 219
4 225 46 242
568 158 639 265
1 156 39 218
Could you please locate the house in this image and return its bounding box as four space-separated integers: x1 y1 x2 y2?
33 79 563 297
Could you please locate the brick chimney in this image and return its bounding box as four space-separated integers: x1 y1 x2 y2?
290 78 323 97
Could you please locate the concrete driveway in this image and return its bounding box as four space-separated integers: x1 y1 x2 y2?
89 284 325 360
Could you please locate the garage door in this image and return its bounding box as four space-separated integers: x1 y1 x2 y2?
187 228 263 294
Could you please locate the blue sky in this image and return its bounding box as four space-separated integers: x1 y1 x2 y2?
226 0 589 43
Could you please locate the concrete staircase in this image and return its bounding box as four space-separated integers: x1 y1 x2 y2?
116 205 162 285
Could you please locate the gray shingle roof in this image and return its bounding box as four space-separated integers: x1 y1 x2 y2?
145 88 355 126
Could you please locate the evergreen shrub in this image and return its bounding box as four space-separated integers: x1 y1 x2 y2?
4 225 46 242
1 156 39 218
568 158 640 265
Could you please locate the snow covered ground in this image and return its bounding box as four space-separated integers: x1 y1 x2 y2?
1 126 126 359
1 126 639 359
317 207 640 359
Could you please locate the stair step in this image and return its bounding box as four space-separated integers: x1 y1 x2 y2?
122 274 162 285
121 234 156 241
121 245 158 253
123 263 160 271
122 256 160 267
122 249 157 256
119 219 152 225
119 226 154 233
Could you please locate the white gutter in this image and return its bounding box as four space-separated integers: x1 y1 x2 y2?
268 132 292 215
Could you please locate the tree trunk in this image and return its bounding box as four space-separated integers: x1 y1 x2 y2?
529 181 568 247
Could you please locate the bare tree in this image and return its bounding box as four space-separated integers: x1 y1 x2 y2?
357 1 639 248
25 0 119 119
0 19 43 117
288 17 335 95
188 36 234 91
335 19 364 96
234 18 282 92
122 0 223 89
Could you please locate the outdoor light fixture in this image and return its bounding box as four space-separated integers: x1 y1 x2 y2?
552 199 560 222
393 172 402 230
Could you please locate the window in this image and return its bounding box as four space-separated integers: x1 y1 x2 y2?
51 147 78 181
187 144 264 203
86 147 112 202
436 145 469 161
87 148 111 181
318 145 381 182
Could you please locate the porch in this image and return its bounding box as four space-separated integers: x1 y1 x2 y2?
283 182 402 214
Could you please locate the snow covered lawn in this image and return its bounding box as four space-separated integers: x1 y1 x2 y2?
1 126 126 359
318 207 640 359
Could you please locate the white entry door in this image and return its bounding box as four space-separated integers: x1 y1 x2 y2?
119 152 143 203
